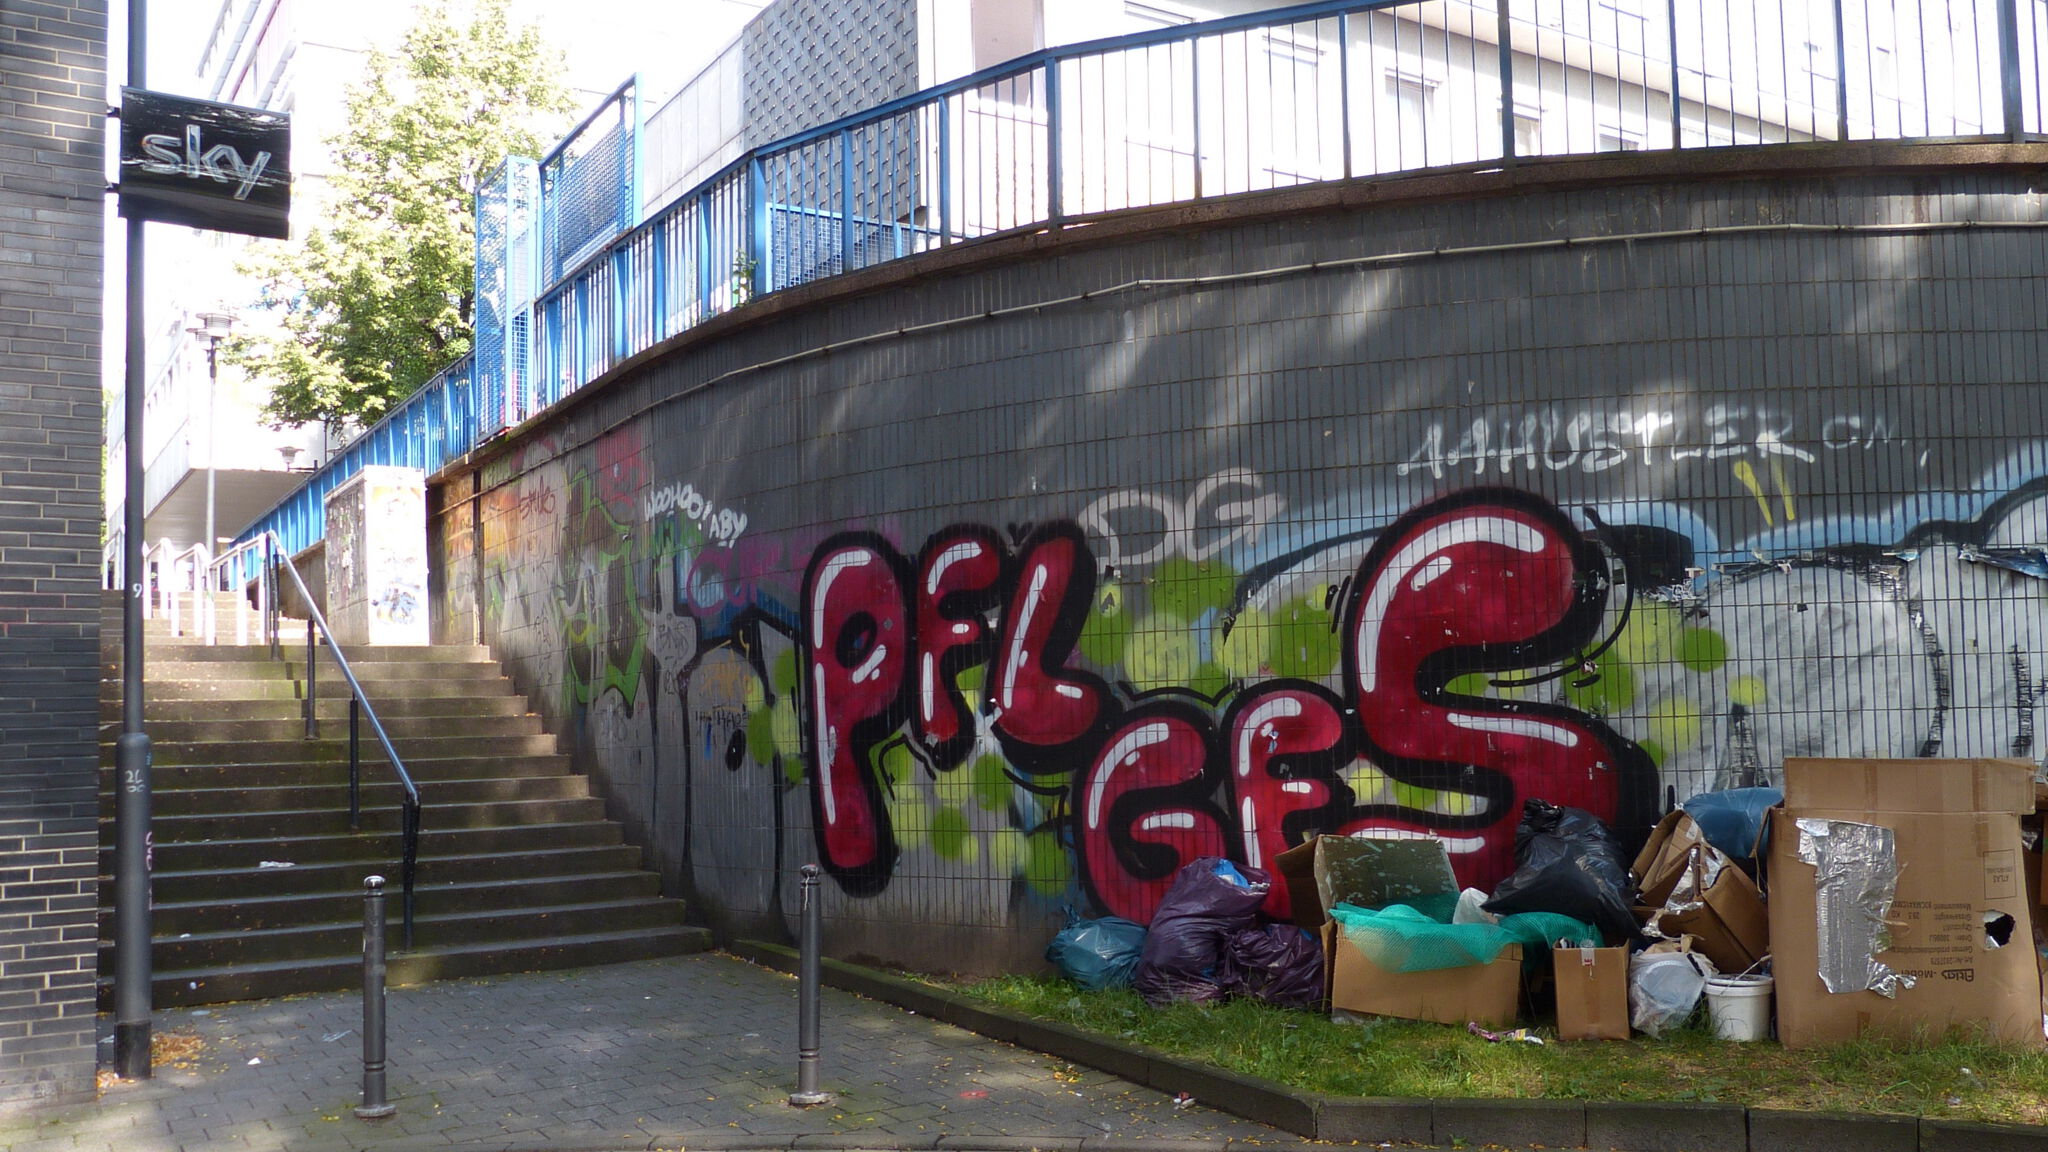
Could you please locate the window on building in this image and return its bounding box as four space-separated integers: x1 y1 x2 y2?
1871 45 1895 98
1597 124 1644 151
1388 73 1439 169
1502 99 1543 156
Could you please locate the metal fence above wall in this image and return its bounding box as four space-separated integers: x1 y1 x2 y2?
231 0 2048 574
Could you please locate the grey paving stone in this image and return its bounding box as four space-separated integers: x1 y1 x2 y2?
0 954 1282 1152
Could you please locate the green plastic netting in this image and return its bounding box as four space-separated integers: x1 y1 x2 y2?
1330 901 1596 973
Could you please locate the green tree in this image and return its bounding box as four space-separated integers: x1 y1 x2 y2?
232 0 572 428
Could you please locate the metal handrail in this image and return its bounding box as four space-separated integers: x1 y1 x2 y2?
255 531 423 949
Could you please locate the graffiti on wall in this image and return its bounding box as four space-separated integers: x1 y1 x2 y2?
465 416 2048 936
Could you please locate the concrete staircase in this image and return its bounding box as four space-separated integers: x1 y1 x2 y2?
98 590 708 1007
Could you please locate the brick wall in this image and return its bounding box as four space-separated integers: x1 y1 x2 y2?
0 0 107 1111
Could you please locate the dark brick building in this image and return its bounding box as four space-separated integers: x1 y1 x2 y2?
0 0 108 1111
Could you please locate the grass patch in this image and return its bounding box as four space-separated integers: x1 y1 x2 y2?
948 975 2048 1126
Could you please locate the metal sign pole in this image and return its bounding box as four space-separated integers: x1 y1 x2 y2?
112 0 154 1081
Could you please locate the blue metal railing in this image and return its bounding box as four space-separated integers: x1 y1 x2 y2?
232 0 2046 571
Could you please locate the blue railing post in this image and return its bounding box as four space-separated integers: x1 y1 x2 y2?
1495 0 1515 164
695 191 714 315
650 216 670 340
611 248 629 362
1667 0 1682 146
1995 0 2022 142
1830 0 1849 140
748 156 770 297
839 128 855 274
1045 59 1063 224
937 96 952 244
1338 12 1353 178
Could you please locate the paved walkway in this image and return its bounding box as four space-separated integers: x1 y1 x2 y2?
2 954 1309 1152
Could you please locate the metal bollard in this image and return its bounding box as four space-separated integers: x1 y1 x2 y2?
354 876 396 1119
788 864 831 1106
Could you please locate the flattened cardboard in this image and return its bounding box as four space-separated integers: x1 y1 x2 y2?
1272 839 1323 930
1553 944 1630 1040
1322 920 1521 1027
1633 809 1713 906
1770 757 2044 1050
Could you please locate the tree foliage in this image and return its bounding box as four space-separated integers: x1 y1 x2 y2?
231 0 572 428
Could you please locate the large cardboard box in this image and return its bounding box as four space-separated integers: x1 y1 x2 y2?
1769 757 2044 1049
1322 920 1521 1027
1553 944 1630 1040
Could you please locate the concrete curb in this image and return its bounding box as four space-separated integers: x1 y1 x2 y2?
731 941 2048 1152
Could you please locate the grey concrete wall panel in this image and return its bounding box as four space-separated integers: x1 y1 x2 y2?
0 0 106 1111
435 161 2048 971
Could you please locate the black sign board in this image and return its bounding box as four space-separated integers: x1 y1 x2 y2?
118 88 291 239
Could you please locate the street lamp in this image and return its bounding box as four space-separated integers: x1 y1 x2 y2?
186 310 234 578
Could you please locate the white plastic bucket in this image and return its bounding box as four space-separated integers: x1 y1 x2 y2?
1703 974 1774 1041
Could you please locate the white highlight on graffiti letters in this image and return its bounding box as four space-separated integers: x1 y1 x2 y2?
1447 712 1582 747
1088 721 1174 829
1355 518 1547 693
1079 468 1284 568
809 550 878 826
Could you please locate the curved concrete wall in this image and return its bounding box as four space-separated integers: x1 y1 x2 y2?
431 150 2048 969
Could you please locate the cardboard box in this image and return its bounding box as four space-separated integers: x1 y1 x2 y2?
1769 757 2044 1049
1553 943 1630 1040
1632 811 1770 977
1274 834 1457 930
1633 809 1714 906
1322 920 1521 1027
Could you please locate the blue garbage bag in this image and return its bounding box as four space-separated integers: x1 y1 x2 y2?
1045 914 1148 991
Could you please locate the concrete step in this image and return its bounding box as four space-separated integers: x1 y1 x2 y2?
140 732 561 766
100 695 534 723
136 844 652 903
96 754 576 790
127 926 712 1008
142 897 687 969
97 712 545 745
103 820 628 872
99 643 493 664
133 773 591 817
117 872 665 936
136 795 608 842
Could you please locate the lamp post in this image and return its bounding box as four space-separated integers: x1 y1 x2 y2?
186 311 234 579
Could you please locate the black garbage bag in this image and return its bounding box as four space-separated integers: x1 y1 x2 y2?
1482 799 1639 944
1044 914 1147 991
1220 922 1324 1008
1132 857 1271 1006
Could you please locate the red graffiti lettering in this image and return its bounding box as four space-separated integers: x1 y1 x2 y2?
801 534 911 894
913 526 1006 770
987 525 1110 770
1222 682 1350 921
1075 703 1228 923
1342 488 1648 888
